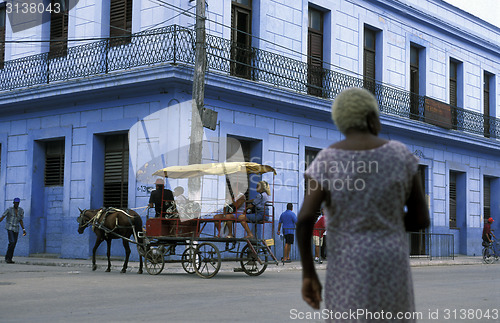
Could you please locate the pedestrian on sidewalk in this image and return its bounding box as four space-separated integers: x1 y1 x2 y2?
1 198 27 264
313 211 325 264
296 88 430 318
277 203 297 262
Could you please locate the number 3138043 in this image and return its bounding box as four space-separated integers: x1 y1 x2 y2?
6 2 62 14
443 309 498 320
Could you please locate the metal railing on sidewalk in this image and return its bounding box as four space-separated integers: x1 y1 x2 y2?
408 231 454 260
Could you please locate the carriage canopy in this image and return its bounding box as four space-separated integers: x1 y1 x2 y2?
152 162 276 178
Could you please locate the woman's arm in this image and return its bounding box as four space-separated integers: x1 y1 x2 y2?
297 177 326 309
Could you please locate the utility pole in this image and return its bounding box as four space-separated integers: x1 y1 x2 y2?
188 0 206 204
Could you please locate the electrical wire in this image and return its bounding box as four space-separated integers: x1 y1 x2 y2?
2 0 368 82
146 0 365 79
142 2 196 32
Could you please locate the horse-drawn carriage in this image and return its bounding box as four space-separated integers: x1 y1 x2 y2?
77 162 279 279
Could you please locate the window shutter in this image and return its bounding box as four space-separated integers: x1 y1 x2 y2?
484 81 490 137
449 172 457 228
49 1 68 58
0 6 5 68
45 141 65 186
103 135 129 208
110 0 127 37
308 32 322 65
484 178 491 220
307 31 323 96
230 4 252 79
110 0 132 46
484 88 490 116
450 80 457 107
364 50 375 80
364 49 376 92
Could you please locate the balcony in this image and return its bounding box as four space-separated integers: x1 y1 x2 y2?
1 24 498 138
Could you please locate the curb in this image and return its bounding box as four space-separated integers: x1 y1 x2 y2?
2 256 486 273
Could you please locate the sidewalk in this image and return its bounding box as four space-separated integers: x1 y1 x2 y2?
1 254 485 273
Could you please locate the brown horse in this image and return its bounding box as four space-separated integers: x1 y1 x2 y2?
77 207 144 274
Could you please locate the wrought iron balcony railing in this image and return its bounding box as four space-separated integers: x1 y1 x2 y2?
1 24 498 139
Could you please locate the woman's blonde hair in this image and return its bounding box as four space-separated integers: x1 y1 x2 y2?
257 181 271 195
331 87 380 134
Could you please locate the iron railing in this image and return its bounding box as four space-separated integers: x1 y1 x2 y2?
1 24 499 138
408 231 454 260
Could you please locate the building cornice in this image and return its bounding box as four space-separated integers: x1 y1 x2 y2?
367 0 500 55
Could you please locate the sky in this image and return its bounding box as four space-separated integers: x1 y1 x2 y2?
443 0 500 28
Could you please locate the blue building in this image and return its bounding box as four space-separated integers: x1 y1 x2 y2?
0 0 499 261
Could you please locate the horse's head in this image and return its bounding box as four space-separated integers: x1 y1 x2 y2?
77 208 91 234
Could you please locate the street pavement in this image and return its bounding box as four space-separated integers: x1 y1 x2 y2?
0 254 485 273
1 255 498 323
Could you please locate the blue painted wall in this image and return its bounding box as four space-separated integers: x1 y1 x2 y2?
1 0 499 261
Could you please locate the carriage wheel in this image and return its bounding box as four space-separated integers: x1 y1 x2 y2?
483 247 495 264
194 242 221 279
182 247 201 274
240 244 268 276
145 248 165 275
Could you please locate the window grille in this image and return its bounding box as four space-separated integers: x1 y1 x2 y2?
110 0 133 46
103 134 129 208
449 172 457 228
49 0 69 58
45 140 65 186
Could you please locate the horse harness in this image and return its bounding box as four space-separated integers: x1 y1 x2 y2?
81 207 140 242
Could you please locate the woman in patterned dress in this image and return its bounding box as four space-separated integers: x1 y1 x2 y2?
297 88 430 322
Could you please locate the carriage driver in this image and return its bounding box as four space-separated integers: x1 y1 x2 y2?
149 178 177 218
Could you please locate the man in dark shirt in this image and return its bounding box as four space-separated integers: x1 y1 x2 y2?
149 178 177 218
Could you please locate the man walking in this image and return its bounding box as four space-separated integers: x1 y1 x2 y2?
277 203 297 262
313 211 325 264
0 198 27 264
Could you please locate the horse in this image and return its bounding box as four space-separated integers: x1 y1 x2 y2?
77 207 144 274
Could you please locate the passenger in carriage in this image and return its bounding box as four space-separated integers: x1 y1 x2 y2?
173 186 188 205
214 181 271 239
148 178 177 218
238 180 271 239
173 186 201 220
214 192 246 238
244 181 270 221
